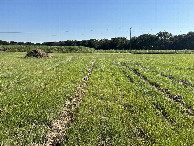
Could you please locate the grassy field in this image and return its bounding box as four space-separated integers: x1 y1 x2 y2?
1 45 194 54
0 52 193 145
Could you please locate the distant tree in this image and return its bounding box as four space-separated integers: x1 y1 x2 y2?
156 32 173 50
25 42 34 45
134 34 158 50
18 42 25 45
1 31 193 50
87 39 99 48
35 43 41 46
172 35 186 50
185 32 194 49
98 39 111 50
0 40 9 45
10 41 17 45
109 37 128 50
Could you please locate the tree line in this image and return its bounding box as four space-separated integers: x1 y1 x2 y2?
1 31 194 50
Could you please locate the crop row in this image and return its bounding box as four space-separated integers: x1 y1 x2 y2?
120 62 194 113
0 52 94 145
120 54 193 84
64 54 193 145
0 53 193 145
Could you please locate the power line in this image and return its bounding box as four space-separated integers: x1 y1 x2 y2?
130 27 132 50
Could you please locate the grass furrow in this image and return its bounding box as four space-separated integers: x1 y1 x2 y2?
64 55 194 145
0 53 93 145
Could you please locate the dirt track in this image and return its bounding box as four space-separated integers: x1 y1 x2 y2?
45 59 96 146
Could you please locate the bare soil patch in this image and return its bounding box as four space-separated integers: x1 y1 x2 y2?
45 60 96 146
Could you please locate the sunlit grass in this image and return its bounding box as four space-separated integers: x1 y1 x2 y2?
0 52 193 145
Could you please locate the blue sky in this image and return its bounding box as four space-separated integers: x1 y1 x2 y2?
0 0 194 43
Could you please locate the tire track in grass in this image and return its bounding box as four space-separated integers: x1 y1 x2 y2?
116 69 157 143
122 70 174 124
45 59 96 146
117 61 175 123
160 73 194 88
119 62 194 116
132 62 194 88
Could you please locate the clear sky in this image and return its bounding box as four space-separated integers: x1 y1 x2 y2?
0 0 194 43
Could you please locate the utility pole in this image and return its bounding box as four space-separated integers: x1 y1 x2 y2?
130 27 132 50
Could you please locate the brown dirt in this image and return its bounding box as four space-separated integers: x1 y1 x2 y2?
45 60 96 146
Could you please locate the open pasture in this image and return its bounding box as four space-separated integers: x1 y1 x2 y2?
0 52 193 145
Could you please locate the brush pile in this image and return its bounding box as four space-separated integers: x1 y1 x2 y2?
25 49 51 58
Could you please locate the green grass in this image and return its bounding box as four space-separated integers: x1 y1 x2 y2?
0 52 193 145
0 52 94 145
64 54 194 145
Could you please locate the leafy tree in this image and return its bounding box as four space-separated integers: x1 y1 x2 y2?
156 32 173 50
1 31 194 50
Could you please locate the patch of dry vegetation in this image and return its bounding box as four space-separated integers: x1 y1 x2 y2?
25 49 51 58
